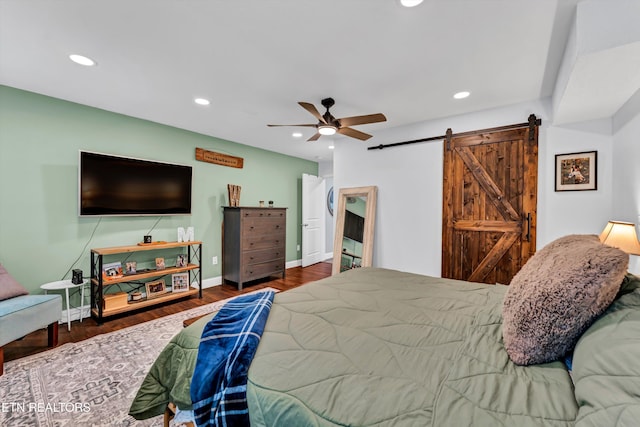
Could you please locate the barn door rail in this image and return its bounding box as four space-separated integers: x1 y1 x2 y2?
367 114 541 151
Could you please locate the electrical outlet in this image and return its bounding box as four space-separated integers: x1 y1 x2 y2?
297 244 301 251
212 256 218 265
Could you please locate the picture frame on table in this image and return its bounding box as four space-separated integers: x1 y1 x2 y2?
555 151 597 192
172 272 190 293
125 261 137 275
175 254 187 268
145 279 168 299
155 257 165 270
102 261 123 280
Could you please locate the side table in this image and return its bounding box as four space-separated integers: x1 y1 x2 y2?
41 279 88 331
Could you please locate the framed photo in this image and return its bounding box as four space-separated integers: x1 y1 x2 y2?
145 279 168 299
175 254 187 268
555 151 597 192
102 261 123 280
172 272 190 292
125 261 137 275
155 257 165 270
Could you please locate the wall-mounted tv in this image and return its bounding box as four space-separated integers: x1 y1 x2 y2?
79 151 192 216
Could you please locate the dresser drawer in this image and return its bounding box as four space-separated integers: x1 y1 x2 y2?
241 209 286 219
242 259 284 281
241 217 285 236
242 234 284 251
244 246 285 265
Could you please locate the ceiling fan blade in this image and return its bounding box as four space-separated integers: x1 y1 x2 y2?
299 102 327 124
267 123 317 127
337 127 372 141
338 113 387 127
307 132 322 142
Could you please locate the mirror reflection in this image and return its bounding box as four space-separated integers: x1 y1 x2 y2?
332 186 377 275
340 196 367 271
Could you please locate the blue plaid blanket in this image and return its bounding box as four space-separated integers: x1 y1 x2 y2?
190 291 275 427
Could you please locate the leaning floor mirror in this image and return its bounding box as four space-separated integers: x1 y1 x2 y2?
332 186 377 275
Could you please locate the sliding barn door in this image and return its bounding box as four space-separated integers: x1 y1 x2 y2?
442 119 539 285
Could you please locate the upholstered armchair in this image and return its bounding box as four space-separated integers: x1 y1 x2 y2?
0 264 61 376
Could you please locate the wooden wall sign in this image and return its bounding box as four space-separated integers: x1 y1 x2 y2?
195 147 244 168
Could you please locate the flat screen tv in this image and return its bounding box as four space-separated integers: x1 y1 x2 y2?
79 151 192 216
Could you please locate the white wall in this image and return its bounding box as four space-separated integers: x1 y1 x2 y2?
318 161 335 257
612 94 640 274
334 98 616 277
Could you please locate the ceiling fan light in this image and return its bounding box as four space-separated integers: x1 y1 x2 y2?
318 125 337 136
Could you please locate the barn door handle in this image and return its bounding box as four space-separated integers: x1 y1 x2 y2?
524 213 531 242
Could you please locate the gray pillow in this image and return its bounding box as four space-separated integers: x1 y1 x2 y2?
0 263 29 301
502 235 628 365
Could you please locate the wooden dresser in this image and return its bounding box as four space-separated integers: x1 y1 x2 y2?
222 207 286 290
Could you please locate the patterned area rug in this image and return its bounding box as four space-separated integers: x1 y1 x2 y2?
0 288 278 427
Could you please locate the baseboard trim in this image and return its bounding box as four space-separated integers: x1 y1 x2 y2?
286 259 302 269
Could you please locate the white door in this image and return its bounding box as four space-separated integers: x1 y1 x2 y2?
302 173 326 267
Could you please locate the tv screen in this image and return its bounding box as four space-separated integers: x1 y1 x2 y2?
344 210 365 243
79 151 192 216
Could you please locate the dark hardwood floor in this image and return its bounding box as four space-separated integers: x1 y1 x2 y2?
3 262 332 364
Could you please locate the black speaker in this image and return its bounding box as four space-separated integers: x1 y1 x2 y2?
72 269 83 284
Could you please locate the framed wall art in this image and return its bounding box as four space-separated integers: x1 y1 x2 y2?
555 151 597 192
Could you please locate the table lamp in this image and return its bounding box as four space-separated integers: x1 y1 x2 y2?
599 221 640 255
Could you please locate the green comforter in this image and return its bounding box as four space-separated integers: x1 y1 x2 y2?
129 313 216 420
130 268 640 426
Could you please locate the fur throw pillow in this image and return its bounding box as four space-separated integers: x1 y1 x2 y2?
502 234 628 365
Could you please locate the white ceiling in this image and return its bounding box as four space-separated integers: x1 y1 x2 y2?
2 0 633 164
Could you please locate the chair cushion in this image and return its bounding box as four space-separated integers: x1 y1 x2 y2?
0 294 62 346
0 263 28 301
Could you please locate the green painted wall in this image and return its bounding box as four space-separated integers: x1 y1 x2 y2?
0 85 317 296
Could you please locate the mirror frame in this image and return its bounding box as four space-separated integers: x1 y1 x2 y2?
332 186 377 275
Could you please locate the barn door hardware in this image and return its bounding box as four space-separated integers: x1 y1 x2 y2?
367 114 541 151
524 212 532 242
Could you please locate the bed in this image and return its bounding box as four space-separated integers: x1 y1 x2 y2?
130 235 640 426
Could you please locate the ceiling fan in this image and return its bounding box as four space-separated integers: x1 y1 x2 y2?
268 98 387 141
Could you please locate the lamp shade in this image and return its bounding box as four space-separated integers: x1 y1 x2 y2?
599 221 640 255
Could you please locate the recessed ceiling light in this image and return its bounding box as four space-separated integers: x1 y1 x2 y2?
194 98 210 106
69 54 96 66
453 91 470 99
292 132 303 138
328 145 335 150
399 0 424 7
